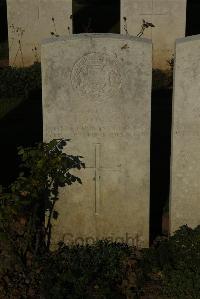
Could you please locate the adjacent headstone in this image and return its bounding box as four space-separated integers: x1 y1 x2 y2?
170 35 200 233
7 0 72 67
121 0 187 70
42 34 152 247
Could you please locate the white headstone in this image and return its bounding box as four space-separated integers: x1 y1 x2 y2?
121 0 186 70
42 34 152 247
7 0 72 67
170 35 200 233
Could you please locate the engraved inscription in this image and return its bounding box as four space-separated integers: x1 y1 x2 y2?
136 0 169 16
71 52 122 100
46 125 147 140
138 0 153 14
153 0 169 15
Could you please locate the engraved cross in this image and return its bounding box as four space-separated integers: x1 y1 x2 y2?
86 143 121 215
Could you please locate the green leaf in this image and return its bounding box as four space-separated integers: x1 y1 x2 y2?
0 231 8 241
18 148 24 155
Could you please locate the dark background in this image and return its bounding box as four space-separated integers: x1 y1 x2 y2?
73 0 120 33
0 0 8 43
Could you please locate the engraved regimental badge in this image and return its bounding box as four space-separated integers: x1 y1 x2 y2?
71 52 121 100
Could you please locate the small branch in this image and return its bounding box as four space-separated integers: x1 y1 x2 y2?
45 198 56 250
19 40 24 67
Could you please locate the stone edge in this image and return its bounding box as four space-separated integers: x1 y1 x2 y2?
41 33 152 45
176 34 200 44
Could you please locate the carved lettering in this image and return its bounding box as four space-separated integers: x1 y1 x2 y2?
46 125 146 140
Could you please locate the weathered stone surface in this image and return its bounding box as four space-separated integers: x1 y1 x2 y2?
7 0 72 67
121 0 186 70
42 34 152 247
170 35 200 234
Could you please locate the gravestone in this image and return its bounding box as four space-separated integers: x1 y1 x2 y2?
170 35 200 233
42 34 152 247
121 0 186 70
7 0 72 67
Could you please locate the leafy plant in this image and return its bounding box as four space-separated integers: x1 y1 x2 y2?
137 19 155 37
40 240 133 299
0 139 85 263
9 24 25 67
142 225 200 298
167 54 174 72
152 68 173 90
0 138 147 298
0 63 41 99
50 17 60 37
122 18 155 37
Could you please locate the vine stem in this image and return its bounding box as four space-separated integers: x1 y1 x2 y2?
45 198 56 250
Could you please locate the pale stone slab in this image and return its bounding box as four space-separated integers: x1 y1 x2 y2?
121 0 186 70
170 35 200 234
42 34 152 247
7 0 72 67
